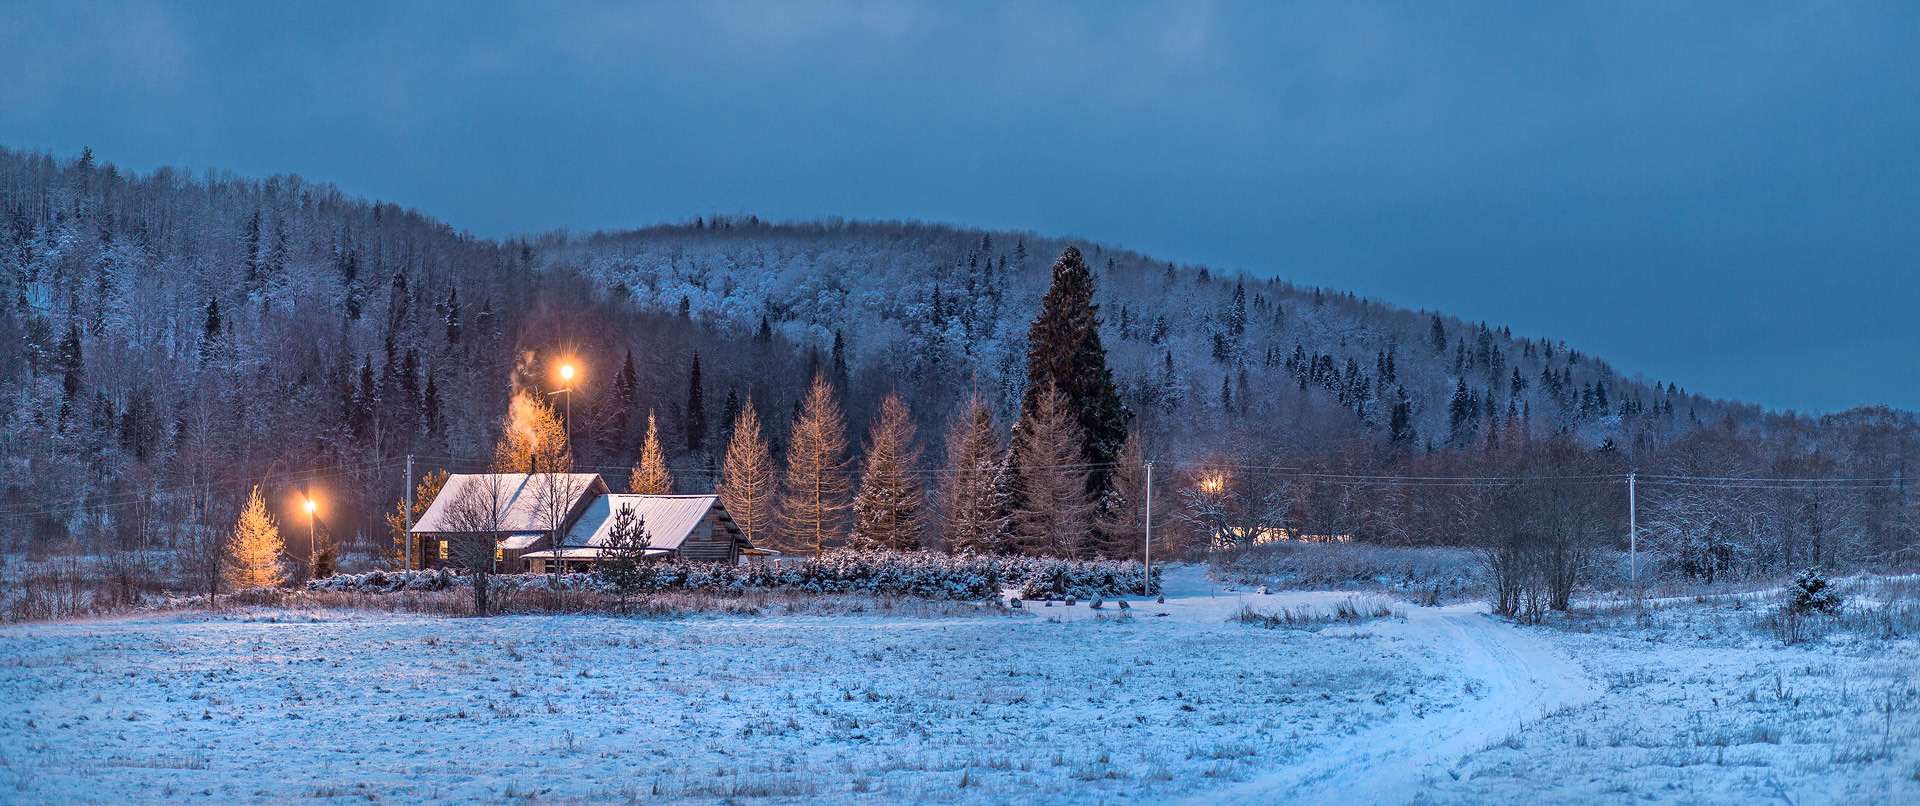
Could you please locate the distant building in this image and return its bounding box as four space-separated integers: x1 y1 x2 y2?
408 475 760 573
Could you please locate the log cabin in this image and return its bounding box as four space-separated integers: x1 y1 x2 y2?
406 473 608 572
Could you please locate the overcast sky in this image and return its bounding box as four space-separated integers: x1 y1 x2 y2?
4 1 1916 413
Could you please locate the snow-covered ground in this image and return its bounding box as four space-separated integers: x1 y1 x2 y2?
1419 585 1920 805
2 567 1912 804
0 568 1449 804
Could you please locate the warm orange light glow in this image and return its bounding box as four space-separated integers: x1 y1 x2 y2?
304 498 317 514
1198 473 1226 494
560 364 576 381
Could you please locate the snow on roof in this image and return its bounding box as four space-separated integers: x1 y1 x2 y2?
564 494 728 552
522 547 673 560
499 532 546 550
411 474 603 535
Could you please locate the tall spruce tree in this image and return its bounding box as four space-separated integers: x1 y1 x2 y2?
609 349 637 450
685 352 707 454
1017 246 1129 497
779 371 852 555
850 392 924 551
718 395 776 547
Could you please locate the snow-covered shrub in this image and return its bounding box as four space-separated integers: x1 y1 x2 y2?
306 551 1159 601
1786 568 1842 615
308 568 456 594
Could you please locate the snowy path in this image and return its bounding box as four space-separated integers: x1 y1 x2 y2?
1185 592 1599 805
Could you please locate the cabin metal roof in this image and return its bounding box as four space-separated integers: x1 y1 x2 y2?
562 494 734 552
410 473 603 535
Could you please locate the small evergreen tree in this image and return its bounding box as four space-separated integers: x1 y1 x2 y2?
225 485 287 590
594 503 653 614
609 349 637 449
1787 567 1842 615
630 410 673 494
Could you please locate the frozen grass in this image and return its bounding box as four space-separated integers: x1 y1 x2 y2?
1231 596 1403 630
1417 580 1920 805
1208 542 1481 600
0 598 1449 804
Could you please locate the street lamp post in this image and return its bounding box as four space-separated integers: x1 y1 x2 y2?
551 363 576 458
304 497 318 579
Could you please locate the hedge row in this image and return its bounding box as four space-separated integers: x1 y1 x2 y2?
309 551 1158 600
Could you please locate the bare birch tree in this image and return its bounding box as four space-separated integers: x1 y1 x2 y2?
439 473 515 616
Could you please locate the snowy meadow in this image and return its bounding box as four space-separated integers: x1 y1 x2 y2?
0 570 1443 805
3 566 1916 804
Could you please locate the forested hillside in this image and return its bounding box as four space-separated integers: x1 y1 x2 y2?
4 147 1916 581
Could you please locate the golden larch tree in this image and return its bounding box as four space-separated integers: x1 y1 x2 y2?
779 371 852 555
1009 383 1094 558
1092 429 1149 560
718 395 776 547
225 485 287 590
850 392 925 551
491 392 571 473
629 409 674 494
939 392 1008 553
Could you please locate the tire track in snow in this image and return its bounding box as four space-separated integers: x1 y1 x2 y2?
1190 604 1598 806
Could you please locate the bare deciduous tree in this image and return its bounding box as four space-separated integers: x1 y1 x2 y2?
439 473 515 616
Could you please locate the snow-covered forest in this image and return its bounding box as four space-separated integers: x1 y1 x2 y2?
3 146 1917 586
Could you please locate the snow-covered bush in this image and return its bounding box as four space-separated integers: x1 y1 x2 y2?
1786 567 1842 615
308 568 458 594
307 552 1159 601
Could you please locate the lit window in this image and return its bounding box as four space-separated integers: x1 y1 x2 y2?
438 540 448 560
495 546 504 562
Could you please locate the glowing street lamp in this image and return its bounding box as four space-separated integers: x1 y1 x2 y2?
304 497 319 579
549 362 578 458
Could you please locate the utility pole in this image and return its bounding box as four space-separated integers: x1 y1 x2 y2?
1628 471 1637 588
404 454 414 571
1144 461 1154 596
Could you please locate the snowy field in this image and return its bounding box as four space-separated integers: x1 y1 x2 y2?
1 567 1914 804
1422 580 1920 805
